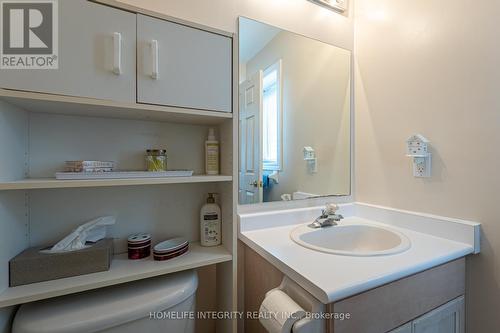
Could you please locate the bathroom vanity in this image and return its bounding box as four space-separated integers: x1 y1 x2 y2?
239 203 480 333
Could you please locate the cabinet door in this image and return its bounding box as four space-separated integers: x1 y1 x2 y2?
412 297 465 333
0 0 136 102
137 14 232 112
389 323 412 333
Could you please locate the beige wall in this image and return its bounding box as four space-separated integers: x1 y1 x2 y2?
354 0 500 331
245 31 351 200
117 0 354 50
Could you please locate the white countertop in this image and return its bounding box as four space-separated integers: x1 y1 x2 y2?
239 203 479 304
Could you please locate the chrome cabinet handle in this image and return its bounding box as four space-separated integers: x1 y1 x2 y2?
112 32 122 75
151 39 159 80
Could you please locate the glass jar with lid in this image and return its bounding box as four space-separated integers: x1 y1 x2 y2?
146 149 167 171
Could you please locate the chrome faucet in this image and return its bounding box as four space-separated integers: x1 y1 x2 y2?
308 204 343 229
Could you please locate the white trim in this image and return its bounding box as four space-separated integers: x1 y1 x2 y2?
354 202 481 254
0 175 232 191
0 89 232 125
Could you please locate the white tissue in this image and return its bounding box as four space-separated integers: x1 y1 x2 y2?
259 289 306 333
45 216 115 253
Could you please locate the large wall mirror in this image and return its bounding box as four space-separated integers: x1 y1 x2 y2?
238 17 352 205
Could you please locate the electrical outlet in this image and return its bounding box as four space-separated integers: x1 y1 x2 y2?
407 134 431 178
413 155 431 178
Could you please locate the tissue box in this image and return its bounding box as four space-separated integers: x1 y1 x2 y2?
9 239 113 287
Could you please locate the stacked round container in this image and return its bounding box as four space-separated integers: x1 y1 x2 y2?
127 233 151 260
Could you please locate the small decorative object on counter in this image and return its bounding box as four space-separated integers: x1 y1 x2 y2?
65 160 115 173
127 233 151 260
153 237 189 261
146 149 167 171
200 193 221 247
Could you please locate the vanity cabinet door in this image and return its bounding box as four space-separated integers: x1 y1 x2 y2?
412 296 464 333
0 0 136 102
137 14 232 113
389 323 412 333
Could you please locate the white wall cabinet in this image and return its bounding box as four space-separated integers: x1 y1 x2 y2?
389 297 465 333
0 0 137 102
0 2 236 333
0 1 233 114
137 14 232 113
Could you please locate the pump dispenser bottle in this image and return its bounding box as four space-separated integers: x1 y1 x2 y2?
200 193 221 247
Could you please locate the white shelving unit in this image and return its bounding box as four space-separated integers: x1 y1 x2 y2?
0 89 232 125
0 2 238 332
0 90 237 330
0 243 232 308
0 175 233 191
0 89 237 332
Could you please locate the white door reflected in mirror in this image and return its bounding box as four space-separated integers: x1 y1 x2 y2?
239 70 263 204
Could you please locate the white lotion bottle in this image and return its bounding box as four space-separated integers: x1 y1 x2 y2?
200 193 221 247
205 128 219 175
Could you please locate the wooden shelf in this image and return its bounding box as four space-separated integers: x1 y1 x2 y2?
0 175 233 190
0 242 232 308
0 89 232 125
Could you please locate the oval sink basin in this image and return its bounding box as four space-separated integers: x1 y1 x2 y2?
290 223 411 256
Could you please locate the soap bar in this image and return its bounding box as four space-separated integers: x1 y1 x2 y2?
9 239 113 287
